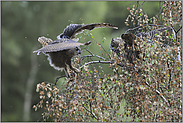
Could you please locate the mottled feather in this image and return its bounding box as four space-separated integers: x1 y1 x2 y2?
33 38 84 55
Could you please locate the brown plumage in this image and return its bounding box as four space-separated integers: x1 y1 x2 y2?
33 37 84 77
111 33 142 64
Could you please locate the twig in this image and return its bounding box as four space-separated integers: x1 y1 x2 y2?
81 60 113 69
177 47 181 62
55 75 67 85
106 86 114 94
140 1 145 9
124 24 165 34
87 35 111 60
176 26 182 33
155 89 170 107
158 1 163 24
145 80 170 107
82 104 98 120
83 47 93 56
23 48 39 121
81 55 106 61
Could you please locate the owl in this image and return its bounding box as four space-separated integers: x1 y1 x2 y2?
33 37 88 78
33 23 118 79
111 33 142 64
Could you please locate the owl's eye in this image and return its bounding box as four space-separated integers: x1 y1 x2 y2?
75 47 79 51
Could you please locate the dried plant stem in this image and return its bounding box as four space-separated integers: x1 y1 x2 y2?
145 80 170 107
82 104 98 120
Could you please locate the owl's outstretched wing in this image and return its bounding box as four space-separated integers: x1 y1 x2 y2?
33 38 84 55
57 23 118 39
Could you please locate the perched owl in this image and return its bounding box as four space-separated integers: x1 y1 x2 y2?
34 23 118 79
57 23 118 39
111 33 142 64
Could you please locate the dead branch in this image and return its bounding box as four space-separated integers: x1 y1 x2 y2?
81 60 113 69
145 80 170 107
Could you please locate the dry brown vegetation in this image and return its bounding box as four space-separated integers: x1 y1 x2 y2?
33 1 182 122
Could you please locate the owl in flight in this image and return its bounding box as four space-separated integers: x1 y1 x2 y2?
33 23 118 79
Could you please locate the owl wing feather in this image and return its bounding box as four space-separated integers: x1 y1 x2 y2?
57 23 118 39
33 38 84 55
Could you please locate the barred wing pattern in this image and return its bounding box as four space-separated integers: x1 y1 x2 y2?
33 38 84 55
57 23 118 39
136 27 172 41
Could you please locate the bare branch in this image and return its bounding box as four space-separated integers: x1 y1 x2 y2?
124 24 165 34
83 47 93 56
81 55 106 61
82 104 98 120
155 89 170 107
87 35 111 60
145 79 170 107
81 60 113 69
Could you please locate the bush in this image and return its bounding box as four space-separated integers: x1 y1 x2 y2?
33 1 182 122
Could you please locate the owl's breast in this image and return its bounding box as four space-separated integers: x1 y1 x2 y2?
47 50 68 70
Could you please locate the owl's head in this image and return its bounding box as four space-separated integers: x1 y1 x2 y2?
67 46 81 57
74 47 81 55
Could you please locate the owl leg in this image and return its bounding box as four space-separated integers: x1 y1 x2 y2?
65 64 71 77
68 61 80 74
55 65 70 85
70 66 80 73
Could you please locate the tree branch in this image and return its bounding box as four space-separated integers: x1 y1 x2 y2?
81 60 113 69
124 24 165 34
144 79 170 107
82 104 98 120
81 55 106 61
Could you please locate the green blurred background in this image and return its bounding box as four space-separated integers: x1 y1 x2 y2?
1 1 159 121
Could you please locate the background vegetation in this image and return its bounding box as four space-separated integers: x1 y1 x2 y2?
1 1 182 122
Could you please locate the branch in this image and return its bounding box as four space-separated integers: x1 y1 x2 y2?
155 89 170 107
144 80 170 107
176 26 182 33
87 34 111 60
81 60 113 69
82 104 98 120
81 55 106 61
124 24 165 34
83 47 93 56
55 75 67 85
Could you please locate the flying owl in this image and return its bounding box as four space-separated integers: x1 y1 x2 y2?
33 23 118 79
33 36 90 78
